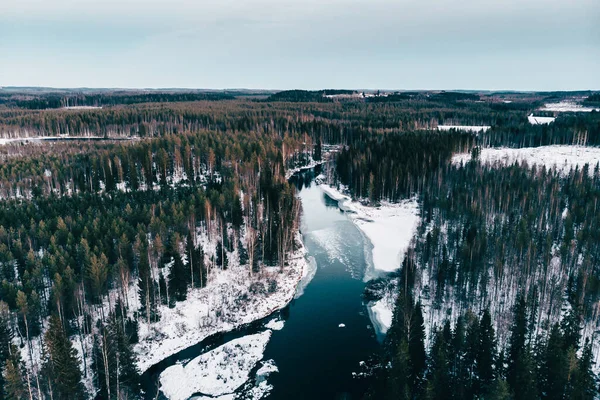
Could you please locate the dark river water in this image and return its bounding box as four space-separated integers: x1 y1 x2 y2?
142 168 381 399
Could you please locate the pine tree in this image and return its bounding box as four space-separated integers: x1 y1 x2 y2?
408 301 426 396
167 251 188 305
560 304 581 351
44 315 86 400
570 338 598 400
215 239 228 269
450 315 468 400
313 137 322 161
137 247 156 324
386 289 412 400
540 324 568 400
0 304 12 400
477 309 497 396
507 295 537 400
3 345 27 400
426 327 451 400
464 313 480 399
115 323 140 397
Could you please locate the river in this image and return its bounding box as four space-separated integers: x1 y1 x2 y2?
142 167 382 399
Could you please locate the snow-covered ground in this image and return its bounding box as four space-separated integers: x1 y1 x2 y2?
452 145 600 175
368 294 395 336
159 330 272 400
135 236 308 372
437 125 490 133
63 106 103 110
320 184 420 277
528 114 556 125
0 135 105 145
540 101 599 112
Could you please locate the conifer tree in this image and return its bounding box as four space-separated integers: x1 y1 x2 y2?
137 245 156 324
44 315 86 400
571 338 598 400
540 324 568 400
507 296 537 400
3 345 27 400
0 305 13 400
426 327 451 400
408 301 426 396
477 309 497 395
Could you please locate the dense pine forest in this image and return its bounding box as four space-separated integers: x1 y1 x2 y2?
328 97 600 398
0 88 599 399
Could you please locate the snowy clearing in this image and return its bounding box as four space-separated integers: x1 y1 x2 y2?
135 234 308 372
320 184 420 277
528 114 556 125
0 135 106 145
452 145 600 175
63 106 103 110
160 330 272 399
437 125 490 133
540 102 599 112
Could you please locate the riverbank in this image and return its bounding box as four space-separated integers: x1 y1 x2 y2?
135 233 309 373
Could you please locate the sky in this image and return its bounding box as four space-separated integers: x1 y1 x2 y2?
0 0 599 90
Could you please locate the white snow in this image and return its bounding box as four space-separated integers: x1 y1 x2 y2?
528 114 556 125
540 102 600 112
452 145 600 175
159 330 272 400
368 297 394 335
191 395 235 400
0 135 105 145
320 184 420 276
63 106 103 110
264 318 285 331
437 125 490 133
256 359 278 376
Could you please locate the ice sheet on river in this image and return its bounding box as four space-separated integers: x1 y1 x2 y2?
319 185 420 277
309 223 367 279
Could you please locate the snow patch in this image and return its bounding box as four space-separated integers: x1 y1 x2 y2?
540 102 600 112
528 114 556 125
368 297 394 336
452 145 600 175
265 318 285 331
159 330 272 400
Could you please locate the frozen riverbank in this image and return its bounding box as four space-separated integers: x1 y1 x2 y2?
135 235 309 372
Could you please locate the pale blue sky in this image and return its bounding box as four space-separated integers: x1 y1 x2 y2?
1 0 598 90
